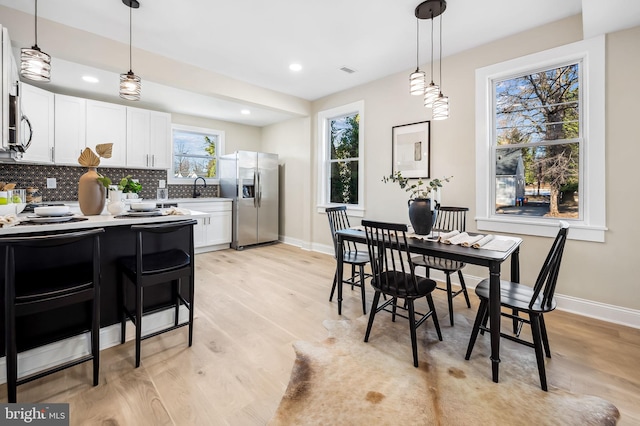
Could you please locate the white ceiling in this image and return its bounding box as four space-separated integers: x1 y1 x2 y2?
1 0 638 126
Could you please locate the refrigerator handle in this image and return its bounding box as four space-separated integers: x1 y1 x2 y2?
253 172 257 208
257 170 262 207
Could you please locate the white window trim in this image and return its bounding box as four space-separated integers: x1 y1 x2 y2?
316 100 365 217
169 124 225 185
475 36 606 242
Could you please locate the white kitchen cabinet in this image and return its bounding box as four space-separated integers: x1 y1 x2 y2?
20 83 54 164
148 110 171 169
53 94 86 165
177 200 232 252
126 107 170 169
86 100 126 167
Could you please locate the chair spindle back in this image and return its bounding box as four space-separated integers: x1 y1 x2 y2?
530 222 569 310
362 220 419 297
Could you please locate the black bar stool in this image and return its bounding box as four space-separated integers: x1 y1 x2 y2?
118 219 197 367
1 228 104 403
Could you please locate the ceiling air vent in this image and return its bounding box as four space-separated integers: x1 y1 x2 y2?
339 66 356 74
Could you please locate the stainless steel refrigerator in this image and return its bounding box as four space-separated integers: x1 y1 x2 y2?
219 151 279 249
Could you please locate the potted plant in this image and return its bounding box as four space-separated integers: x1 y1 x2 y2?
383 171 452 235
118 175 142 199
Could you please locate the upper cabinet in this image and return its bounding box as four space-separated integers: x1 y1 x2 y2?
148 111 171 169
54 94 86 165
19 86 171 169
86 100 127 167
20 83 55 164
126 107 170 169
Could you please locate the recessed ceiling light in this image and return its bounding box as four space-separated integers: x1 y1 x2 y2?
289 63 302 72
82 75 99 83
241 109 251 115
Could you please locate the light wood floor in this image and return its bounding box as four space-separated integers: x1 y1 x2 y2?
3 243 639 425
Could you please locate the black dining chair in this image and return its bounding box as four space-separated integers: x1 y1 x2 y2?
326 206 371 314
412 206 471 326
118 219 197 367
362 220 442 367
1 228 104 403
465 222 570 391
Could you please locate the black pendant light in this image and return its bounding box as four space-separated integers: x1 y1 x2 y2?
21 0 51 82
120 0 141 101
415 0 449 119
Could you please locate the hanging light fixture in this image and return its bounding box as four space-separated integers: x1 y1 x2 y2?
415 0 447 117
432 11 449 120
423 10 439 107
21 0 51 82
120 0 141 101
409 19 425 95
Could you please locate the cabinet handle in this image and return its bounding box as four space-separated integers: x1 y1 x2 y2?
152 155 155 167
51 147 54 162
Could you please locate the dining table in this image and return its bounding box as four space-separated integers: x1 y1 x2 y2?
335 227 522 384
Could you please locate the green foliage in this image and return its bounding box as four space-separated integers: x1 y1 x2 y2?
96 174 112 188
382 171 453 200
118 175 142 193
330 114 360 204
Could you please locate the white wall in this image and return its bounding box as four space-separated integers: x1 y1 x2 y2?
262 117 311 247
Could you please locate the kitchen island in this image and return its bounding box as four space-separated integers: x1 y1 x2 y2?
0 211 204 369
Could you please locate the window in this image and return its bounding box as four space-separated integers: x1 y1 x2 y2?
476 36 605 242
317 101 365 216
170 124 225 184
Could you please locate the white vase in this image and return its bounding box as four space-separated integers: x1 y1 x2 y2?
107 188 126 215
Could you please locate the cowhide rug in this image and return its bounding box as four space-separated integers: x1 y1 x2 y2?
270 314 619 425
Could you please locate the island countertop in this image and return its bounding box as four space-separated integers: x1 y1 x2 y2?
0 209 207 236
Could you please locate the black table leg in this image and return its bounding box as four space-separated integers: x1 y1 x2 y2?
489 261 501 383
511 246 520 283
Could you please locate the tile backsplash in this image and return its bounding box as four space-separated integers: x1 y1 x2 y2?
0 164 218 201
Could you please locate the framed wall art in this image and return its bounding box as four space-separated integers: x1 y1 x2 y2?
391 120 430 178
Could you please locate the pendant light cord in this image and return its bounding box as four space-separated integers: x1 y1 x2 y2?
34 0 39 47
129 5 133 73
439 12 443 91
415 18 419 68
429 11 434 83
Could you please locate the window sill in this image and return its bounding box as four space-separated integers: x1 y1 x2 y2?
476 217 606 242
317 204 365 218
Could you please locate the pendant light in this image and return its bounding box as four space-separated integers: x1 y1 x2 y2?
120 0 141 101
423 9 438 107
432 12 449 120
415 0 448 116
20 0 51 82
409 19 426 95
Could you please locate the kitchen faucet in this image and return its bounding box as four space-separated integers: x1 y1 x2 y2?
192 177 207 198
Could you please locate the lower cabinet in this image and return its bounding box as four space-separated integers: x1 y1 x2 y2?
177 200 232 252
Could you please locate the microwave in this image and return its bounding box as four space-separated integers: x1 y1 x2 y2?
1 25 32 159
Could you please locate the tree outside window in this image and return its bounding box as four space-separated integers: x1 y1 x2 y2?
494 62 580 219
172 127 222 181
329 113 360 204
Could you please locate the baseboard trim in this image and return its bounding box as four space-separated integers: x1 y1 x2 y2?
0 306 190 384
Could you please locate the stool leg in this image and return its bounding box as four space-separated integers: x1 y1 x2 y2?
188 275 195 347
6 316 18 403
120 272 126 345
135 284 143 368
93 285 100 386
173 279 180 327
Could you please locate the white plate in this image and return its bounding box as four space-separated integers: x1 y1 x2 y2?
33 206 70 216
124 210 162 217
27 215 75 223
